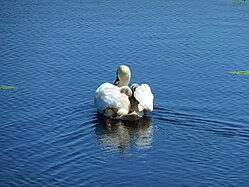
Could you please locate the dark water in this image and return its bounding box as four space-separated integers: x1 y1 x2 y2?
1 0 249 186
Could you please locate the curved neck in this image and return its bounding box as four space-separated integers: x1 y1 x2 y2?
118 76 130 87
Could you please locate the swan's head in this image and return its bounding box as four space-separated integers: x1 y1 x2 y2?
120 86 132 98
114 65 131 87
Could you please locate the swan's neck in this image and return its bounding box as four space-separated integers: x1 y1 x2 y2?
118 81 129 87
118 75 130 87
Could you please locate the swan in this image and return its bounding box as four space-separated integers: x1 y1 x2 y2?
94 65 132 118
94 65 154 120
94 83 132 117
129 83 154 117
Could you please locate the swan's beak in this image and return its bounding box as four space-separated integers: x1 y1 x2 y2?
114 76 120 86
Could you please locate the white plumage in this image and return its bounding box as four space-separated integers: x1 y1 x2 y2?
95 83 121 112
94 83 131 117
94 65 154 120
134 84 154 112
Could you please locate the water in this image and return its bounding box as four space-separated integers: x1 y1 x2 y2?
1 0 249 186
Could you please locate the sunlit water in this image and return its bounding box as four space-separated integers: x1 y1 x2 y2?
1 0 249 186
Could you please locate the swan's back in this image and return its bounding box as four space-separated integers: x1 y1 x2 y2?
95 83 121 112
95 83 131 117
134 84 154 112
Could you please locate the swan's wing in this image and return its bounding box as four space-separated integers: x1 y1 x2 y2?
134 84 154 112
95 83 122 112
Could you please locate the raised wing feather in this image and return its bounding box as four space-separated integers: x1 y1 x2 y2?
95 83 122 112
134 84 154 112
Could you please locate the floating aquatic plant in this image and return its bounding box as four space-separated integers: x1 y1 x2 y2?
230 71 249 75
0 85 17 90
233 0 249 4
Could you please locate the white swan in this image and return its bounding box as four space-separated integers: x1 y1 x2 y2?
129 83 154 117
94 65 154 120
95 83 132 117
94 65 132 118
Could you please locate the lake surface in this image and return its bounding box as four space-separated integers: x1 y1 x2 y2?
1 0 249 186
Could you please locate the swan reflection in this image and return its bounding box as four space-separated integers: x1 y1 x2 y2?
95 114 153 152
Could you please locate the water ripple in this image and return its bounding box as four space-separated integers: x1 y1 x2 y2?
1 0 249 186
154 106 249 141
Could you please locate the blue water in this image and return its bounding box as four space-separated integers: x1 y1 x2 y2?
1 0 249 186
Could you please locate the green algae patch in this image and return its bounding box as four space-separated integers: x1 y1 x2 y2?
230 71 249 75
0 85 18 90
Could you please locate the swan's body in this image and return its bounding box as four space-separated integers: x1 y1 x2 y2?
129 84 154 117
94 65 154 120
133 84 154 112
95 83 132 117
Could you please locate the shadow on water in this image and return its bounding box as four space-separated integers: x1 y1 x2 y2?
94 114 153 152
